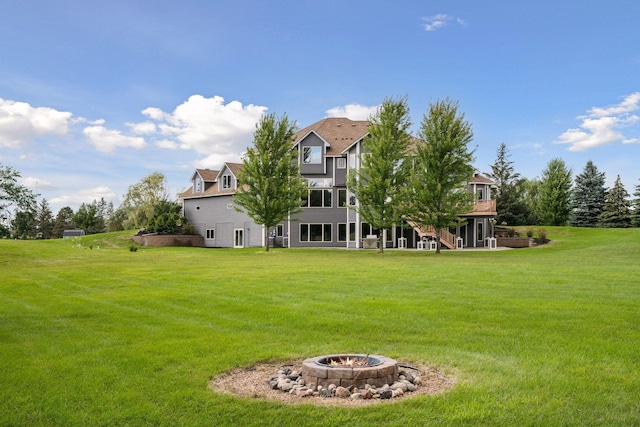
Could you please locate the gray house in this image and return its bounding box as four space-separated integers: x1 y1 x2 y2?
181 117 497 249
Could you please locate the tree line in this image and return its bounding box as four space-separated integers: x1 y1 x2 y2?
487 144 640 228
1 166 186 239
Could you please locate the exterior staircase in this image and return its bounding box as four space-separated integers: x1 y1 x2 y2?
410 223 457 249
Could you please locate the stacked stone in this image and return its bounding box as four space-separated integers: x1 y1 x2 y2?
268 367 423 400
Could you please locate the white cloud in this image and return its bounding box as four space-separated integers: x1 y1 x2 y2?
127 121 156 135
20 176 55 191
421 14 467 32
131 95 267 168
0 98 73 148
50 186 117 206
326 103 379 121
556 92 640 151
83 125 148 153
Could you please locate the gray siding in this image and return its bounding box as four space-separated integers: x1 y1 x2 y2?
183 195 262 248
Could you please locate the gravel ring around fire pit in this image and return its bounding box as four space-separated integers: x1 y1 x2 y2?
208 361 455 407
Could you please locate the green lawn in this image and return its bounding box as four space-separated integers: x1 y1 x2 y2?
1 228 639 426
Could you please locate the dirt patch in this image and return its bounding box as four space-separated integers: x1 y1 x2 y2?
208 361 455 407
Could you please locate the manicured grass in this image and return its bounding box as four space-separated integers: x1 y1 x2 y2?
1 228 639 426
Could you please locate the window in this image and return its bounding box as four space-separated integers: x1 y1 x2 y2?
222 175 232 189
206 229 215 240
195 177 202 193
302 179 333 208
349 153 357 169
336 157 347 169
299 224 332 242
338 189 347 207
338 223 356 242
477 187 484 200
303 146 322 164
276 224 284 237
477 222 484 242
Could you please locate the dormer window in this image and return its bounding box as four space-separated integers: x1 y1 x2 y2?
222 175 232 189
303 146 322 164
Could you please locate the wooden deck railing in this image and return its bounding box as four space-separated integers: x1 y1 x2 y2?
467 199 497 216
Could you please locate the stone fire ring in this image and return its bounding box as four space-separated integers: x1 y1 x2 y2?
301 354 398 389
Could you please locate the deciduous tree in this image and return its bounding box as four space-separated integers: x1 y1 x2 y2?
121 172 169 229
1 163 37 230
347 96 413 253
402 98 476 254
234 113 307 252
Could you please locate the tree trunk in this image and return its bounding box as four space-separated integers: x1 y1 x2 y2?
264 227 270 252
435 228 442 254
378 230 385 253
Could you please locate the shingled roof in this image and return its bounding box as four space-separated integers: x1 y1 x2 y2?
293 117 370 155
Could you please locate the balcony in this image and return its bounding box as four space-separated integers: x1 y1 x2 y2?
465 199 497 216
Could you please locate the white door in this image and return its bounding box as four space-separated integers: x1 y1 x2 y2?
234 228 244 248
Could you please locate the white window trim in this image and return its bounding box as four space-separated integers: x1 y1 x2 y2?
299 223 332 242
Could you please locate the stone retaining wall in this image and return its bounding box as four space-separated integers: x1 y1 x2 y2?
132 234 204 247
496 237 533 248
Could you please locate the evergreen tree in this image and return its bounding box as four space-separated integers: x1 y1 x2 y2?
35 198 54 239
146 200 184 234
11 210 36 239
537 158 572 226
347 96 412 253
234 113 307 252
599 175 631 228
570 161 607 227
632 180 640 227
402 98 476 254
486 143 530 225
53 206 74 237
73 201 107 234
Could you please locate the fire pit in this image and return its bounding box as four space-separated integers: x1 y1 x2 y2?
301 354 398 388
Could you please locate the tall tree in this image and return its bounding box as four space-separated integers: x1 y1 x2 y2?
35 198 54 239
53 206 74 237
1 163 37 230
632 180 640 227
520 177 541 225
73 201 106 234
402 98 476 254
570 160 607 227
486 143 530 225
121 172 169 229
11 210 36 239
347 96 412 253
599 175 631 228
537 158 572 226
234 113 308 252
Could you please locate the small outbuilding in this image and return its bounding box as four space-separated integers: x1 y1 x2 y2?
62 229 86 238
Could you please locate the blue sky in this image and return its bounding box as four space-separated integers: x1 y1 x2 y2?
1 0 639 213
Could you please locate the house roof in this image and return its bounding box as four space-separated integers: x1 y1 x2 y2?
181 163 243 200
470 173 495 185
293 117 370 156
196 168 219 181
